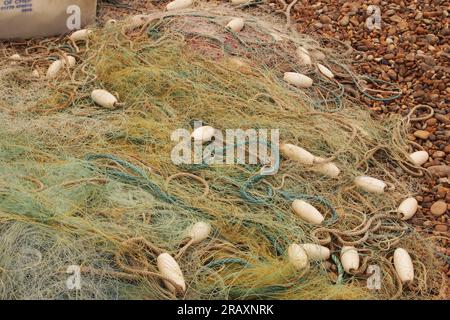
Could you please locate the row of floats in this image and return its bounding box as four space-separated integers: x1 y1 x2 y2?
157 220 415 295
191 125 427 222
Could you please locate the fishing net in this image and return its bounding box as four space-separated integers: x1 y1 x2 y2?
0 4 446 300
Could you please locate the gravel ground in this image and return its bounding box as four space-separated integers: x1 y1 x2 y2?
267 0 449 273
99 0 449 288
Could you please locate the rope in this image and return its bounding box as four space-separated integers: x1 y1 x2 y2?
331 254 344 284
85 153 178 204
205 258 252 268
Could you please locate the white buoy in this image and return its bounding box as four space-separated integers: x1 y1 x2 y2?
283 72 313 88
292 200 324 224
46 56 76 78
287 243 308 269
340 246 359 273
397 197 418 220
186 222 211 245
393 248 414 283
191 126 216 143
311 157 340 178
69 29 92 42
166 0 193 10
91 89 118 109
296 47 312 66
409 151 429 166
302 243 330 261
354 176 386 194
9 54 21 61
270 33 283 42
226 18 245 32
46 60 64 78
280 143 315 165
317 63 334 79
61 55 76 67
157 253 186 294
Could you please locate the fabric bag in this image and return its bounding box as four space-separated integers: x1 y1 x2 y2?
0 0 97 39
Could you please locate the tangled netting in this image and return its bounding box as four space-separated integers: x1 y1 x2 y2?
0 4 446 300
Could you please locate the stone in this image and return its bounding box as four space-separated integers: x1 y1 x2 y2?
339 16 349 26
426 34 439 45
413 130 431 139
405 53 415 61
428 165 450 176
319 15 332 24
430 201 447 216
435 114 450 124
432 151 446 158
426 118 438 126
434 224 448 232
442 27 450 36
423 55 436 66
349 16 359 26
398 21 409 31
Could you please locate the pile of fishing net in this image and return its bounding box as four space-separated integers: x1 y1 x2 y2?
0 4 446 299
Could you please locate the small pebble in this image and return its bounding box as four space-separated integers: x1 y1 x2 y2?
430 201 447 216
319 15 332 24
339 16 350 26
432 151 446 158
413 130 431 139
434 224 448 232
428 165 450 177
435 114 450 124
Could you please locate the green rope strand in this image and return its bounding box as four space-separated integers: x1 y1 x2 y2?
331 254 344 285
